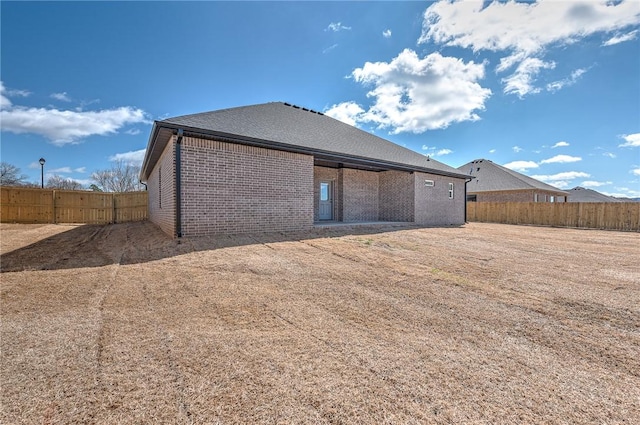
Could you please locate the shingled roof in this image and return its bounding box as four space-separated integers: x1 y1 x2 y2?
567 187 623 202
458 159 568 195
141 102 469 180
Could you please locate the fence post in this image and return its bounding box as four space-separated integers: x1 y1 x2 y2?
51 190 56 224
112 193 116 224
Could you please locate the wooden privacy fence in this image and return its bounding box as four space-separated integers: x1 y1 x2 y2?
1 187 148 224
467 202 640 232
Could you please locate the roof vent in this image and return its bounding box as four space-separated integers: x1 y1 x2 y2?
284 102 292 107
292 105 300 109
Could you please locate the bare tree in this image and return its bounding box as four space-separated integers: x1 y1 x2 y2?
46 175 84 190
91 160 143 192
1 162 29 186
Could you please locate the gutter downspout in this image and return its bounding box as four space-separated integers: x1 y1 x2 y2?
464 177 473 223
175 129 184 238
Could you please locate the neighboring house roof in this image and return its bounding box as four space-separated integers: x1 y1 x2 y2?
141 102 470 181
458 159 568 195
567 186 623 202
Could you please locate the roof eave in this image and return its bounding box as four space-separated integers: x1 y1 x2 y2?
145 122 471 180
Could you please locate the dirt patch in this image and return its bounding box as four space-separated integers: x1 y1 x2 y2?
1 222 639 424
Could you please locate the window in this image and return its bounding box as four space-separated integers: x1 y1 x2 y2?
550 196 555 203
158 167 162 209
448 182 454 199
320 182 329 201
534 193 539 202
424 180 434 187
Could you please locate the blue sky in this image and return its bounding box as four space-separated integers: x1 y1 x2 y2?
1 0 639 197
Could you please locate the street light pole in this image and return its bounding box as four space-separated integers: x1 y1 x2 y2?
39 158 46 188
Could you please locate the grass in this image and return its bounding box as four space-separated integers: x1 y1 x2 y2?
1 221 639 424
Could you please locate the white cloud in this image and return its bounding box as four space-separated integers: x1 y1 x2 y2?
531 171 592 189
502 57 555 97
552 141 570 148
512 146 523 153
547 68 588 93
433 149 453 156
326 22 351 32
603 29 638 46
324 101 365 127
49 167 72 173
421 145 434 151
109 148 146 166
322 44 338 54
75 167 86 173
332 49 491 134
503 160 539 172
50 92 71 102
540 154 582 164
419 0 640 97
383 29 392 38
125 128 141 135
602 190 640 198
1 106 149 146
619 133 640 147
603 152 616 158
1 82 31 105
531 171 590 182
632 168 640 177
581 180 611 187
1 81 13 109
489 149 496 154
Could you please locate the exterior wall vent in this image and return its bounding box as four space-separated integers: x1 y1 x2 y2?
425 180 435 187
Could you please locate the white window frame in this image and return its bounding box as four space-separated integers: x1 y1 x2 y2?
448 182 454 199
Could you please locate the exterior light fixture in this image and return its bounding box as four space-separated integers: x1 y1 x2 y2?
39 158 46 188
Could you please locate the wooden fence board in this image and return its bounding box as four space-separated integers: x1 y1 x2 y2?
466 201 639 232
1 187 147 224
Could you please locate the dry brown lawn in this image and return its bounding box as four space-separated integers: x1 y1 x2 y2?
1 221 638 424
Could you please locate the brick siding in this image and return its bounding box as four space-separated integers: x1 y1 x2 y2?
414 173 466 225
147 137 466 236
147 138 176 236
379 170 414 222
179 137 314 236
341 168 379 222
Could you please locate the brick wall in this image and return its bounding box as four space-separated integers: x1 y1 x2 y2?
179 137 314 236
148 138 176 236
341 168 379 222
473 190 567 202
414 173 466 225
379 170 414 222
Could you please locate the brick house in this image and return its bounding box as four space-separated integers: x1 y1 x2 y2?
567 187 623 202
458 159 568 203
140 102 471 238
